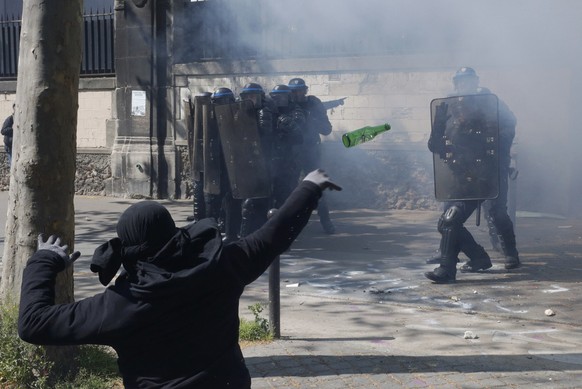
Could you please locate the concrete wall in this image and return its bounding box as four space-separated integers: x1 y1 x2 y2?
77 90 113 148
0 78 114 194
1 79 114 149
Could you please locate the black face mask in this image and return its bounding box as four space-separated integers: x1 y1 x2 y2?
116 201 177 249
292 90 308 103
270 94 290 108
241 93 263 109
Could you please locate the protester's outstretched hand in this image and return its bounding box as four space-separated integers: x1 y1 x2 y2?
37 234 81 268
303 169 342 191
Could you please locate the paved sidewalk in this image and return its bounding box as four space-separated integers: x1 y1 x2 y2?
2 192 582 388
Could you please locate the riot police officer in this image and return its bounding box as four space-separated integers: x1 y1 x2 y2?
453 69 514 255
238 83 275 237
425 67 520 284
425 71 496 266
207 87 237 239
288 77 336 234
269 84 305 209
187 91 212 222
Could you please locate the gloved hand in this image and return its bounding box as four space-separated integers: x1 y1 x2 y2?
257 108 273 135
277 114 294 132
292 107 306 126
37 234 81 268
303 169 342 191
428 102 450 156
433 102 450 135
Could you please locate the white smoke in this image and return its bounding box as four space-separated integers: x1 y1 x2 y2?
181 0 582 215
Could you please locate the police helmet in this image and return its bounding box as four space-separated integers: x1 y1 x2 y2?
270 85 292 107
196 91 212 98
270 85 292 94
211 87 234 100
240 83 265 96
288 78 308 91
453 67 479 82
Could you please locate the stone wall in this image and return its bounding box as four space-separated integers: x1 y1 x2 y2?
74 151 112 196
180 68 444 211
0 151 111 196
176 61 580 215
320 144 438 211
175 140 438 211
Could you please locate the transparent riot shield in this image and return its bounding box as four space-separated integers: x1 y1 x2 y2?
430 94 500 201
214 100 270 199
202 103 222 195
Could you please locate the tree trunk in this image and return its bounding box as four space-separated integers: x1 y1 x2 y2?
0 0 83 380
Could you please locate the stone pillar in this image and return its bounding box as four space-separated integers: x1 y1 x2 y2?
108 0 176 198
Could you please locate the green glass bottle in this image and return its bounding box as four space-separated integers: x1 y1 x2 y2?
342 123 391 148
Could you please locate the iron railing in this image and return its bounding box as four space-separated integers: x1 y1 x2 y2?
82 8 115 75
0 8 114 79
0 14 19 78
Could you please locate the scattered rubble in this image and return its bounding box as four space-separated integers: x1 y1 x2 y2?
463 331 479 339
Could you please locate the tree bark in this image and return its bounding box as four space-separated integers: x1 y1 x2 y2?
0 0 82 310
0 0 83 380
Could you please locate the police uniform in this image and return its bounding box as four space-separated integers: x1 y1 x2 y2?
425 67 520 284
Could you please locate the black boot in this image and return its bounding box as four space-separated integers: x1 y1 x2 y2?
426 249 441 264
425 260 457 283
504 256 520 269
497 223 521 269
425 219 460 283
459 227 492 272
460 257 492 273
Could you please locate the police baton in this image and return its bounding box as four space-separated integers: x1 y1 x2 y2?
267 208 280 338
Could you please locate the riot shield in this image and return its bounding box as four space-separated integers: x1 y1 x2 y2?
184 97 194 171
192 94 211 181
430 94 500 201
214 100 271 199
202 103 222 195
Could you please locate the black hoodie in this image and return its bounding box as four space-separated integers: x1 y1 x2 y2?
19 181 322 388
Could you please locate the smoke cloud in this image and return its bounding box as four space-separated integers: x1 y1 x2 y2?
181 0 582 216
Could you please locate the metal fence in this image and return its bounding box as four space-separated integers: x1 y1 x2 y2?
0 8 114 79
0 14 19 78
81 8 115 75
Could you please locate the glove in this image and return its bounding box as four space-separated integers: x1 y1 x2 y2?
303 169 342 191
428 102 450 156
433 102 450 136
277 115 294 133
37 234 81 268
257 108 273 135
291 107 306 126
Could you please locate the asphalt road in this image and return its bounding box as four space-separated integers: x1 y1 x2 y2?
2 192 582 387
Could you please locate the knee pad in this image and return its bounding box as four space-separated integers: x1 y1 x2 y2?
438 206 463 233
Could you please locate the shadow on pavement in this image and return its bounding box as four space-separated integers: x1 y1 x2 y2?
247 352 582 376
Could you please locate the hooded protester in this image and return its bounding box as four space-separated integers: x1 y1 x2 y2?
1 103 15 165
18 169 341 388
